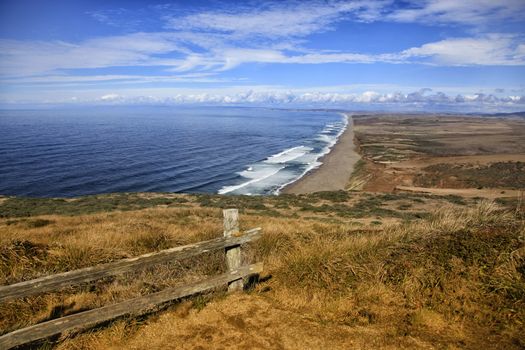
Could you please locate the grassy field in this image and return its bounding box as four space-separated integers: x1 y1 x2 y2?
1 192 524 349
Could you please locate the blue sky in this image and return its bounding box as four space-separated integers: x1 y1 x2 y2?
0 0 524 110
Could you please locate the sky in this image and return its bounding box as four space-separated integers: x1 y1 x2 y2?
0 0 524 111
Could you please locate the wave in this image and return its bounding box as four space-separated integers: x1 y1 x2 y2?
218 113 348 195
274 114 348 194
265 146 312 164
218 165 285 194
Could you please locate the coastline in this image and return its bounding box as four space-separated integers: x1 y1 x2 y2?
281 114 360 194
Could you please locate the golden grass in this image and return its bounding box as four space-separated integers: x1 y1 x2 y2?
1 198 524 349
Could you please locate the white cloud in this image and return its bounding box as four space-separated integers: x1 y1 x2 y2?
1 31 523 80
165 0 525 40
81 88 525 108
402 34 525 66
162 34 525 69
0 33 187 76
87 10 120 27
385 0 525 26
2 82 523 112
100 93 121 101
165 1 382 39
0 72 226 86
285 52 379 64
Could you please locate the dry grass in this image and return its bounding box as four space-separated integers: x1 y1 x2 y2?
1 196 524 349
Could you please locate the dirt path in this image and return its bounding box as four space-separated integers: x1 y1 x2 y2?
393 154 525 169
396 186 523 198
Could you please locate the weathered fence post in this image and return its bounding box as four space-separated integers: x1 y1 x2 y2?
223 209 243 291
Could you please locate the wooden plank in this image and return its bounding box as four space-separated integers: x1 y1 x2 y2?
0 263 263 350
0 228 261 302
223 209 243 292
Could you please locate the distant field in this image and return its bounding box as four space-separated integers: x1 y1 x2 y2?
413 161 525 189
351 114 525 195
0 191 477 225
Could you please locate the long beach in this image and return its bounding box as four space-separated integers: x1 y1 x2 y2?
281 114 360 194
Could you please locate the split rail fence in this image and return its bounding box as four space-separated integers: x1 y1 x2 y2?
0 209 262 349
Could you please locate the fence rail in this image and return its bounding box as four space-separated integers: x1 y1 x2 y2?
0 209 262 349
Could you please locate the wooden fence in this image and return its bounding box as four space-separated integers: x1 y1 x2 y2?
0 209 262 349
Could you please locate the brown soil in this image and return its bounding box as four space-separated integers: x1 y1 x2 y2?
395 154 525 168
395 186 523 199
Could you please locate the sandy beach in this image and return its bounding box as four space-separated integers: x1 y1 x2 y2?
281 114 360 194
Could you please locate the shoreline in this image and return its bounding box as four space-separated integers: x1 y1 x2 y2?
281 114 360 194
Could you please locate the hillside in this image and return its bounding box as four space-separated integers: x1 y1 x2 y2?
1 191 524 349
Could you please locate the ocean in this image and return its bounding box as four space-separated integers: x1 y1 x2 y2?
0 106 347 197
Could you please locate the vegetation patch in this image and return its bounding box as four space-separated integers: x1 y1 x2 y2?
195 194 269 211
414 162 525 189
0 194 189 218
308 190 350 202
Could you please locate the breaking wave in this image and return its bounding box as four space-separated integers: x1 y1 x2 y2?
218 113 348 195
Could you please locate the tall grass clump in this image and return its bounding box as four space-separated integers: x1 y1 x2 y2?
257 200 525 348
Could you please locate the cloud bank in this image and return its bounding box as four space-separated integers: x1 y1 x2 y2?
52 89 522 114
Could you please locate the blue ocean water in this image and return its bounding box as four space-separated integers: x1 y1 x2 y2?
0 106 347 197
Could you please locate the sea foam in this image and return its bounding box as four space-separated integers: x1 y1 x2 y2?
218 113 348 195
